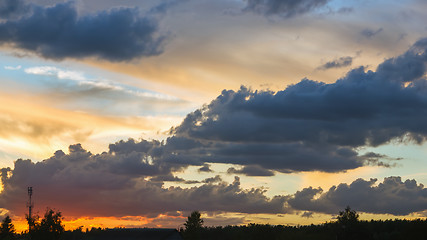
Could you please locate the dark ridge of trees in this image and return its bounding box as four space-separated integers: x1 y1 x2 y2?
61 228 181 240
179 208 427 240
184 219 427 240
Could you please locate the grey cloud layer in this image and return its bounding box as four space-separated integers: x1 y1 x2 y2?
0 144 288 217
0 144 425 217
243 0 330 18
163 136 362 173
0 2 166 61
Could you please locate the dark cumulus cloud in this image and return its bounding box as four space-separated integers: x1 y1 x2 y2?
0 2 167 61
0 144 289 218
243 0 330 18
318 56 353 70
288 177 427 216
169 37 427 173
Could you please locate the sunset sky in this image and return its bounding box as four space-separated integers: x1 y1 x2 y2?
1 0 427 231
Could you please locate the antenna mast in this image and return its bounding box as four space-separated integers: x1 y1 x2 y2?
27 187 33 218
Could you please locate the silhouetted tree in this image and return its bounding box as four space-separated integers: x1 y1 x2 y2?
184 211 204 231
183 211 204 240
336 206 361 240
0 215 16 240
28 208 64 240
26 213 38 234
337 206 359 225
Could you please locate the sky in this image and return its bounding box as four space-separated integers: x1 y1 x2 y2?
0 0 427 231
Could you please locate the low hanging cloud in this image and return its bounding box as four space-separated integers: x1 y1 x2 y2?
243 0 330 18
0 2 167 61
288 177 427 216
0 143 425 218
0 145 288 218
317 56 353 70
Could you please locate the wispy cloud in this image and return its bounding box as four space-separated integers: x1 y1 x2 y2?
4 65 21 70
25 66 86 81
23 65 179 101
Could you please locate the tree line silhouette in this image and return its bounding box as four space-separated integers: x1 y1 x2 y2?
1 207 426 240
181 208 427 240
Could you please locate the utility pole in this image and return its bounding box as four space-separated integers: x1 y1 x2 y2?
27 187 33 218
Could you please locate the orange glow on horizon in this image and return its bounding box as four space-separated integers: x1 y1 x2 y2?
12 215 187 233
9 211 427 233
